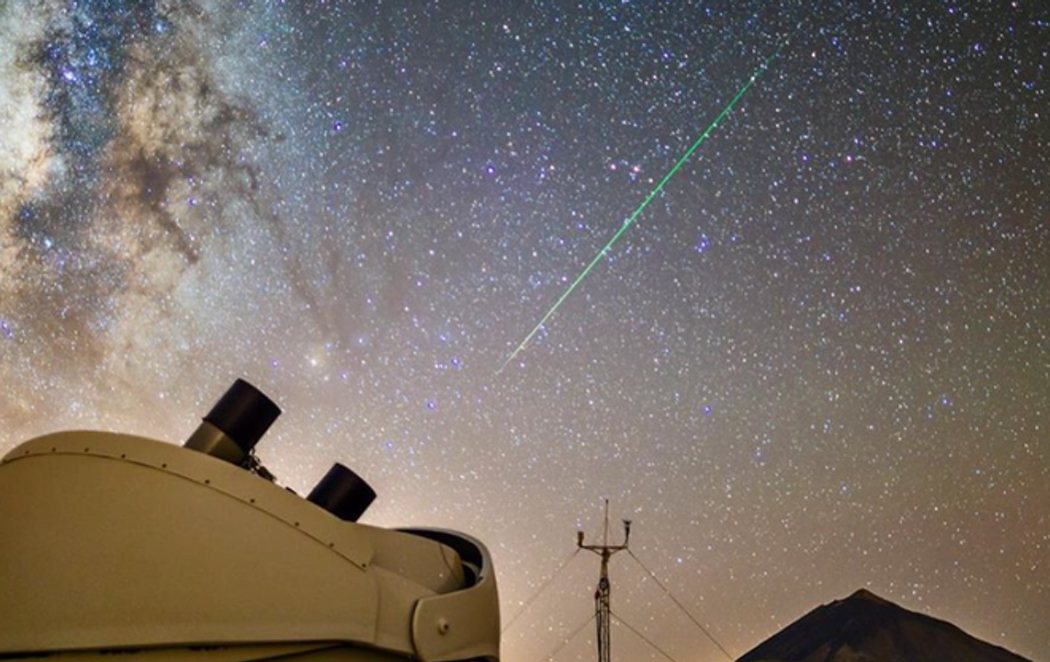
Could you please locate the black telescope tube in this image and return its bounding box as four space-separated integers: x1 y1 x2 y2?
308 463 376 522
203 379 281 454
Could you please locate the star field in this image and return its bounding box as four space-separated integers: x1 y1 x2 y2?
1 2 1048 660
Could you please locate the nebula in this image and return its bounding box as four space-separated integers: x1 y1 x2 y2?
1 0 281 422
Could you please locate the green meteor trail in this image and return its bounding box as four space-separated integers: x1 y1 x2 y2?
497 32 796 374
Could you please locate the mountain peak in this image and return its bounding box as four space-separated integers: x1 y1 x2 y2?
845 587 890 604
737 589 1032 662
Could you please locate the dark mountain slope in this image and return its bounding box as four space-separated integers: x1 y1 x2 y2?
737 589 1033 662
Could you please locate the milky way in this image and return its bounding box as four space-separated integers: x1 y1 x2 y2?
1 2 1048 660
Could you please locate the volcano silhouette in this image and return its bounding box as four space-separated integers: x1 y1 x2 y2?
737 589 1033 662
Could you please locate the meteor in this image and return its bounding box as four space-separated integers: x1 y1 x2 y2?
498 30 797 374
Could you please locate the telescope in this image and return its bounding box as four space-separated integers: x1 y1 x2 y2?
0 379 499 661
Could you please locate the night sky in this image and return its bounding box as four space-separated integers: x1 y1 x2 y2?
1 2 1048 660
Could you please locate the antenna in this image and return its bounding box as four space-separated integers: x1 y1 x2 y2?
577 498 630 662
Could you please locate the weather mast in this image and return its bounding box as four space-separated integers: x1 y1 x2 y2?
577 498 631 662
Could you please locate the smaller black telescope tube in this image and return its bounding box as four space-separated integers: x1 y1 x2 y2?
308 463 376 522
